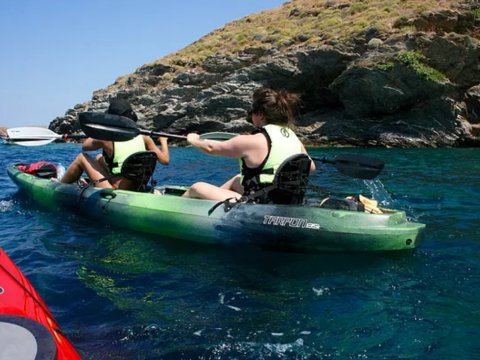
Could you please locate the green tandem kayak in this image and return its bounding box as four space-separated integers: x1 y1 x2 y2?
8 164 425 252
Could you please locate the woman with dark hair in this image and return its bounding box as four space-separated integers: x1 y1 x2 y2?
60 98 170 190
182 87 315 201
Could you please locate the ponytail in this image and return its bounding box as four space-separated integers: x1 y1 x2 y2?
251 88 300 127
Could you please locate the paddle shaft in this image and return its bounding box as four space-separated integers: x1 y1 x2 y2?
65 134 87 140
136 129 187 140
79 112 240 142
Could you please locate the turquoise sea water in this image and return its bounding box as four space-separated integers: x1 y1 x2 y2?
0 142 479 359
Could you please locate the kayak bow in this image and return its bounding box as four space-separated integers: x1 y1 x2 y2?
0 247 81 359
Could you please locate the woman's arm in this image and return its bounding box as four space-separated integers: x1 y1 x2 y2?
144 136 169 165
81 138 105 151
301 144 316 172
187 133 259 159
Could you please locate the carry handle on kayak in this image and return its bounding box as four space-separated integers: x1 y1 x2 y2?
79 112 237 141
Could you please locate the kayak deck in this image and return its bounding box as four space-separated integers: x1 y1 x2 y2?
7 164 425 252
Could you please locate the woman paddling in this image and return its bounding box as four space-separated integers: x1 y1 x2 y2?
61 99 170 190
182 87 315 202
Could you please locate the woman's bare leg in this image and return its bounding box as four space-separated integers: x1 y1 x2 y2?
95 154 108 171
182 182 241 201
221 174 243 193
61 153 112 188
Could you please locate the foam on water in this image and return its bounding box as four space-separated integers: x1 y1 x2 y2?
363 179 395 207
0 200 13 212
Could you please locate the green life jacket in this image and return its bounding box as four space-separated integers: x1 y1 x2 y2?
105 135 146 175
240 124 302 189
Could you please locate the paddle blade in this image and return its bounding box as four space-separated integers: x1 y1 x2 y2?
312 154 384 179
11 139 57 146
333 154 384 179
6 127 61 146
7 127 60 139
79 112 139 141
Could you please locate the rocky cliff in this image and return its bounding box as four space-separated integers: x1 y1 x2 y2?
49 0 480 147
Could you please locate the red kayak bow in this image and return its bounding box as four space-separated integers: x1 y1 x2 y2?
0 247 81 359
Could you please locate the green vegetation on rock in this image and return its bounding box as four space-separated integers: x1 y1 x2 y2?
472 8 480 20
375 62 395 71
396 51 447 82
106 0 467 88
160 0 458 69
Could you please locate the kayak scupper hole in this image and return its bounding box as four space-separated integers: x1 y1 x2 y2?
100 191 116 200
406 239 412 246
0 287 4 294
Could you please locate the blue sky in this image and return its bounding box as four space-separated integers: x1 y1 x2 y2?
0 0 286 128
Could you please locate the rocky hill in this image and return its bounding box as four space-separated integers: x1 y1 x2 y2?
50 0 480 147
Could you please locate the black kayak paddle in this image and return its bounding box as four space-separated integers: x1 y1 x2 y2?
311 155 384 180
79 112 384 179
79 112 236 141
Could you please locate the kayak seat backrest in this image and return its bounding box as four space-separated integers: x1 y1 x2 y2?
120 151 157 192
243 153 311 205
269 153 311 204
208 154 311 214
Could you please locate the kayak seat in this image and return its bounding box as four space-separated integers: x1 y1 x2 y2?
257 153 312 205
243 153 313 204
120 151 157 192
209 153 312 214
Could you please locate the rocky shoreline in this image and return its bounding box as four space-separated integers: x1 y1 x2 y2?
49 5 480 148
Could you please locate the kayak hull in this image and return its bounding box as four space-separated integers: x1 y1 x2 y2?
0 247 81 359
8 164 425 252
